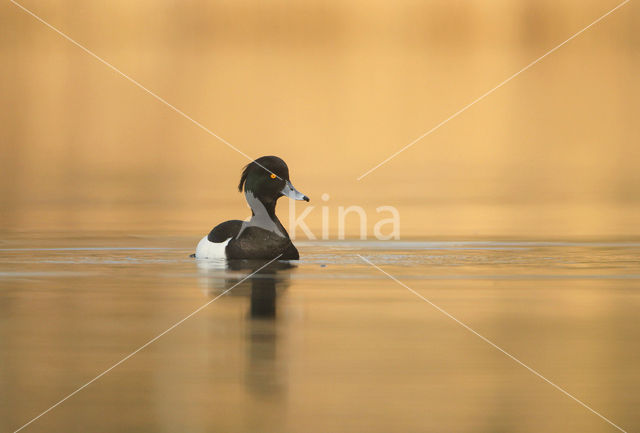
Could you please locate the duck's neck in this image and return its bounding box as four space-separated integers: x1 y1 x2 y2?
245 191 287 238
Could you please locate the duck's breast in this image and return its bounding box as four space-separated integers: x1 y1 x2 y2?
227 226 298 260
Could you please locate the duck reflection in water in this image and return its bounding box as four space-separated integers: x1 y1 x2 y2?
196 258 294 400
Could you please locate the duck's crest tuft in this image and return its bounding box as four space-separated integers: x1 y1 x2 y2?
238 162 251 192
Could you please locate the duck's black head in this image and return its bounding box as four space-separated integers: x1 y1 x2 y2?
238 156 310 204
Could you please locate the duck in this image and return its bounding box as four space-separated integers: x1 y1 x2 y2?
194 156 309 260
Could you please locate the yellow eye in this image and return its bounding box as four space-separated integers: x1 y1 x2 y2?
270 173 277 179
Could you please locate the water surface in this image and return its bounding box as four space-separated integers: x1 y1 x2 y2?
1 236 639 433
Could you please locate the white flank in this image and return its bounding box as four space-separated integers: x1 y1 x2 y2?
195 236 231 259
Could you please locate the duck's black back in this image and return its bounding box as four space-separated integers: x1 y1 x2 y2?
208 220 244 242
209 220 299 260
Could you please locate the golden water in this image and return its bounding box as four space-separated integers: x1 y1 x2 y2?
1 234 639 432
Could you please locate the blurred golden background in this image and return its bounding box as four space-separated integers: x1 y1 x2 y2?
2 4 640 432
1 0 638 239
